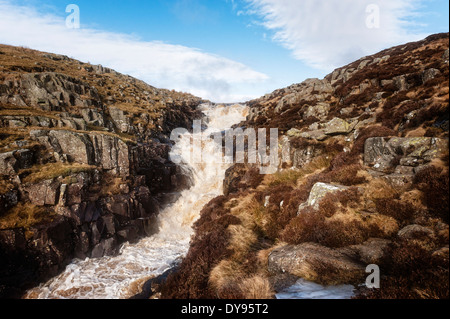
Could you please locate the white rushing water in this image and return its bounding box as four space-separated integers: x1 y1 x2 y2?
25 103 248 299
276 279 355 300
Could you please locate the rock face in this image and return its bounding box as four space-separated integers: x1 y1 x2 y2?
268 243 366 285
364 137 448 173
0 44 205 298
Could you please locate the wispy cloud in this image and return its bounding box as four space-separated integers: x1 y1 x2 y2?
243 0 428 70
0 0 268 102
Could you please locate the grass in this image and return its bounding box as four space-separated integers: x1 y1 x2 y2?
0 105 61 120
267 154 335 187
20 162 97 185
0 177 14 194
0 202 55 231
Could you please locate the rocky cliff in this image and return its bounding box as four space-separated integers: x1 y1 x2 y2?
0 44 204 298
161 33 449 299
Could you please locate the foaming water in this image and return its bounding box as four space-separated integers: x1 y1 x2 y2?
275 279 355 300
25 103 248 299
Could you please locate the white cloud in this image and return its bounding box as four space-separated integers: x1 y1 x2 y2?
0 0 269 102
244 0 428 70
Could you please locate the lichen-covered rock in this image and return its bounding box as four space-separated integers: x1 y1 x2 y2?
19 73 101 111
304 102 330 120
299 130 328 142
298 182 349 212
109 108 132 134
398 224 435 240
364 137 448 173
0 152 17 175
23 179 61 206
324 118 353 135
90 133 130 176
49 130 95 165
341 238 392 265
268 243 366 285
0 149 34 175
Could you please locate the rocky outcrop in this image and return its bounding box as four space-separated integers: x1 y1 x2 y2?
364 137 448 173
364 137 448 189
0 44 204 298
0 73 102 111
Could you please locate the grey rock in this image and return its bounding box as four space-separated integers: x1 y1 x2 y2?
324 118 353 135
0 152 17 175
268 243 366 285
109 108 132 134
422 68 441 83
398 224 435 240
342 238 392 265
24 179 61 206
364 137 448 173
49 130 95 165
298 183 349 213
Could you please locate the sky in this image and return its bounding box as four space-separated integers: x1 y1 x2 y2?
0 0 448 102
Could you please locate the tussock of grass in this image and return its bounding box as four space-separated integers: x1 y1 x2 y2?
239 275 274 299
0 177 14 194
0 202 55 230
228 224 258 261
0 106 61 120
267 154 335 187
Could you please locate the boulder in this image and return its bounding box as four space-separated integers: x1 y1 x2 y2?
91 237 116 258
291 144 325 168
298 183 349 213
299 130 328 142
324 118 353 135
341 238 392 265
268 243 366 285
398 224 435 240
0 152 17 175
0 149 34 175
304 102 330 120
422 68 441 83
81 108 105 127
287 128 302 138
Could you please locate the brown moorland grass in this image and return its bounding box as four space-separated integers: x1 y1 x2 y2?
0 202 55 230
20 162 97 185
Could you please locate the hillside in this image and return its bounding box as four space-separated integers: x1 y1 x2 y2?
161 33 449 299
0 45 204 298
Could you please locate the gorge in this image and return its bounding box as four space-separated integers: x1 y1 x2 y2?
1 33 449 300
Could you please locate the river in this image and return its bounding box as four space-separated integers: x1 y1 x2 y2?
25 103 249 299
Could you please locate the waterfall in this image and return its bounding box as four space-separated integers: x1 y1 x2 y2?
25 103 248 299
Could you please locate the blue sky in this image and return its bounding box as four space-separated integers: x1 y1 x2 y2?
0 0 448 102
